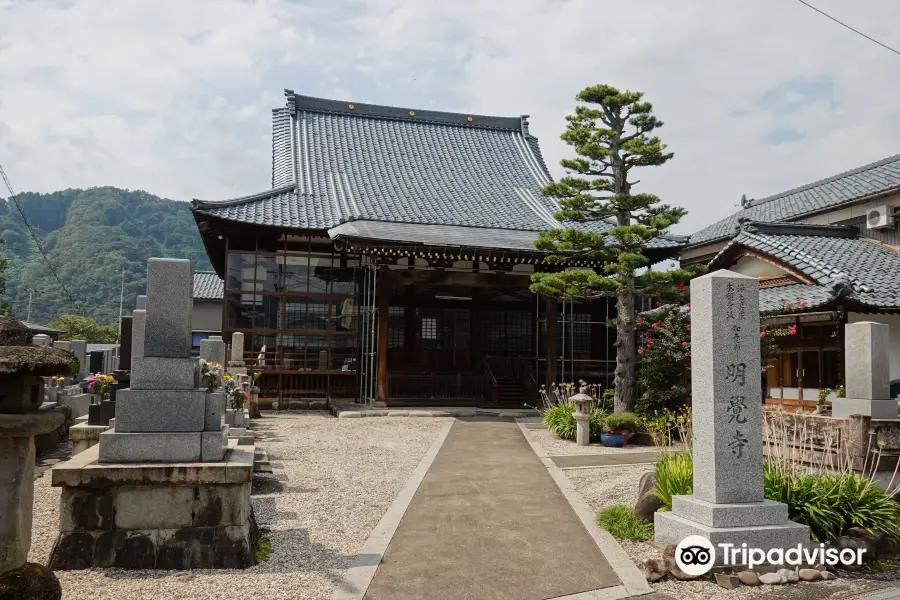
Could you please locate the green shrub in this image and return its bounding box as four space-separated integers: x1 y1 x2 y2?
653 453 900 542
605 411 641 433
596 504 654 541
543 403 607 441
653 451 694 510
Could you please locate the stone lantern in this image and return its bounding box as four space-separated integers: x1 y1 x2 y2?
570 386 595 447
0 316 76 598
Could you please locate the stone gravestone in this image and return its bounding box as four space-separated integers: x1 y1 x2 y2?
132 295 147 363
655 270 809 563
200 335 226 366
118 315 133 371
227 331 248 376
31 333 52 347
69 340 88 381
98 259 227 463
833 322 897 420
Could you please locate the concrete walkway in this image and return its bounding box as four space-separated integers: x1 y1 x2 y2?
362 418 622 600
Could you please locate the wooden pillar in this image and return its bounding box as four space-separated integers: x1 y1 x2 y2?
376 269 390 402
404 285 416 365
469 288 481 370
545 297 558 387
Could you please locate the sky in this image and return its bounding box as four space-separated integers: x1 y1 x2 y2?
1 0 899 235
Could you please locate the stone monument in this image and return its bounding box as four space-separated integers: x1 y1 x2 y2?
227 331 248 376
0 316 75 598
200 335 226 367
832 322 897 420
655 270 809 563
49 258 257 570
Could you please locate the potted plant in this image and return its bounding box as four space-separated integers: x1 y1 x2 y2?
601 411 641 448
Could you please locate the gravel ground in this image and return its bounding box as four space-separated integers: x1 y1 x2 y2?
30 412 450 600
563 466 892 600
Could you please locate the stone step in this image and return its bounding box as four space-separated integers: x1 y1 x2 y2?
253 448 272 473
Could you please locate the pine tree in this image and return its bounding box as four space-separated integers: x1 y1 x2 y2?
531 84 691 412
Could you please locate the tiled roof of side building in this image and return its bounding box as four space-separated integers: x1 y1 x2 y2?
709 222 900 311
193 271 224 300
689 154 900 246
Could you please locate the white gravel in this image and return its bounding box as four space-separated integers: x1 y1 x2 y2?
30 412 449 600
563 465 889 599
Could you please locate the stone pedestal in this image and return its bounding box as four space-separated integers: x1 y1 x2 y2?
833 322 897 420
50 258 250 571
70 422 110 456
49 443 257 570
655 270 809 564
1 409 67 583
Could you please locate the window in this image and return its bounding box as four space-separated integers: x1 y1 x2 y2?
421 317 437 340
481 310 531 352
192 333 211 348
388 306 405 348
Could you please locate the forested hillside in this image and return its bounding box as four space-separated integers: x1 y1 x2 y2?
0 187 212 324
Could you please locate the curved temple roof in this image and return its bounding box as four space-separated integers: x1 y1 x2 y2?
192 91 685 253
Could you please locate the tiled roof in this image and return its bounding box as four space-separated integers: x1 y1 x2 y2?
193 271 224 300
328 220 684 252
709 222 900 311
192 91 685 255
195 92 561 232
690 154 900 246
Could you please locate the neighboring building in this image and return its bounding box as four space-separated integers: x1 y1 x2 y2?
683 154 900 406
22 321 63 342
191 90 682 408
191 271 224 350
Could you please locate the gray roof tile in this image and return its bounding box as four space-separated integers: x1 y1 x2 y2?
193 91 685 254
193 271 223 300
709 222 900 311
690 154 900 246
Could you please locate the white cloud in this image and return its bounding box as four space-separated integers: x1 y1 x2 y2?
1 0 899 233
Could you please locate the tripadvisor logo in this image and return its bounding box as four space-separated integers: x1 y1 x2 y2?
675 536 716 576
675 536 867 574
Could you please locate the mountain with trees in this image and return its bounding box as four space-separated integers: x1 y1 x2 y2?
0 187 211 325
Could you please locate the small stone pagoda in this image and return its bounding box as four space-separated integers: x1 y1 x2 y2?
0 316 76 599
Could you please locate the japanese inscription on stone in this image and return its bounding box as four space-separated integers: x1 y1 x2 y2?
725 281 750 460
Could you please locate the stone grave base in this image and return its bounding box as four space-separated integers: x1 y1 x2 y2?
48 441 257 570
655 495 810 566
69 422 110 455
832 397 898 420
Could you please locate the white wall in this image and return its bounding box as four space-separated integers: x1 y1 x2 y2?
731 255 787 279
848 312 900 386
798 191 900 226
192 299 223 333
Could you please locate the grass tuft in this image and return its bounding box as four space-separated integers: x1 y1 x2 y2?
254 536 273 563
595 504 654 541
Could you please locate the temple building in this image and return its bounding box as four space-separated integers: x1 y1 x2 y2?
191 91 681 408
682 154 900 408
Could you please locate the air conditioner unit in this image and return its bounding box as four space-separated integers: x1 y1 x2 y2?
866 205 895 230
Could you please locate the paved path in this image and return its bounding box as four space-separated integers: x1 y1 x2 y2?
363 418 621 600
